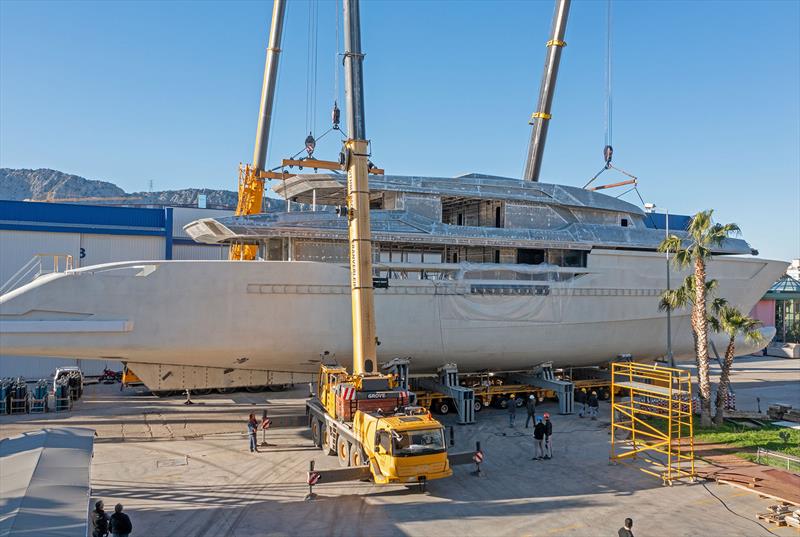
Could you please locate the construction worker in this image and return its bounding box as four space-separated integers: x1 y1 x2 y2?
587 390 599 420
525 394 537 428
543 412 553 459
576 387 588 417
507 394 517 427
109 503 132 537
90 500 109 537
532 416 546 460
247 412 259 453
618 517 634 537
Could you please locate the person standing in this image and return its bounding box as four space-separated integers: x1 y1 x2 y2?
247 412 259 453
576 388 587 418
532 416 546 460
588 390 599 420
525 395 537 428
543 412 553 459
507 394 517 427
91 500 109 537
109 504 132 537
618 517 634 537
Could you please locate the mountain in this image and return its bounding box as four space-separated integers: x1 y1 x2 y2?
0 168 239 209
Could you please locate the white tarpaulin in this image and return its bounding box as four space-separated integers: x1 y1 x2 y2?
0 428 94 537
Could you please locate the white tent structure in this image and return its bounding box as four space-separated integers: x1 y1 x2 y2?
0 428 94 537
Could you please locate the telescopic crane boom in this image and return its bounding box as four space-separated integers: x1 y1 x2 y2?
231 0 286 260
523 0 570 182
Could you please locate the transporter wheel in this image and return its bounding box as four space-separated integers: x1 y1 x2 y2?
337 436 351 467
216 387 236 394
515 395 525 408
245 385 266 393
601 389 611 401
192 388 212 396
498 398 509 410
267 384 288 392
311 419 322 448
473 398 483 413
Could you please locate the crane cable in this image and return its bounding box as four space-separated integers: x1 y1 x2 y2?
583 0 639 191
305 0 320 140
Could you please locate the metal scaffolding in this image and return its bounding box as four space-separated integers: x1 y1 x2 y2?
610 362 695 485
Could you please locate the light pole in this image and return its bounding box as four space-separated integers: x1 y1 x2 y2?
646 203 674 367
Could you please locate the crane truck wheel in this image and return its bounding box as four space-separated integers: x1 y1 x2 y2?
349 446 367 468
436 401 451 415
311 419 322 447
337 436 351 467
473 398 483 413
322 427 336 455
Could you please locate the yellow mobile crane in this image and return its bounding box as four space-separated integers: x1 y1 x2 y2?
303 0 459 488
234 0 466 488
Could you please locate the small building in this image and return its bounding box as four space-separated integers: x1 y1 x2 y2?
750 267 800 357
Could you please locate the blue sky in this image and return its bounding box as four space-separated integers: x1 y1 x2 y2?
1 0 798 262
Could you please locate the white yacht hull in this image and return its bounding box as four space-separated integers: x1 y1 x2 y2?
0 250 785 377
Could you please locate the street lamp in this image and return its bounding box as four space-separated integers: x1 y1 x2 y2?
646 203 674 367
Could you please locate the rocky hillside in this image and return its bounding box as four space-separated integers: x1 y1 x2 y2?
0 168 238 209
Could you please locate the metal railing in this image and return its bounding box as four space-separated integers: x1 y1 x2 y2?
0 254 74 295
756 447 800 472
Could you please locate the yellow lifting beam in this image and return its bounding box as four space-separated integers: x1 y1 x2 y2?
609 361 696 485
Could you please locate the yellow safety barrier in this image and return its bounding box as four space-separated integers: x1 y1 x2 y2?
609 362 695 485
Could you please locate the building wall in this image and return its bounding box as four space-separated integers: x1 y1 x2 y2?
173 243 228 260
750 299 776 327
0 230 81 284
0 356 118 379
79 234 165 267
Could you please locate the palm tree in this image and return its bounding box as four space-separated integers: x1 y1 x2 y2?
708 305 763 426
658 210 740 427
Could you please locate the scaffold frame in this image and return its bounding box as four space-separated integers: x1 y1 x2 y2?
610 362 695 485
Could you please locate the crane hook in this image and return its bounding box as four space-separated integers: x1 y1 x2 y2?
305 133 316 158
332 102 341 130
603 145 613 168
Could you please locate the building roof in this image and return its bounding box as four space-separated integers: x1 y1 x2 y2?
0 428 94 537
764 274 800 300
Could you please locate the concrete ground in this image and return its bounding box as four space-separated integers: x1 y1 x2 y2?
702 354 800 412
1 356 798 537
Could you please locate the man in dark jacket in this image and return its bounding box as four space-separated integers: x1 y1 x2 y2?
543 412 553 459
588 390 599 420
532 417 546 460
524 395 537 428
110 503 132 537
618 517 634 537
576 388 587 417
91 500 109 537
507 394 517 427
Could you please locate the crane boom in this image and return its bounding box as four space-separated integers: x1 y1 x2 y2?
342 0 377 376
231 0 286 260
523 0 570 182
